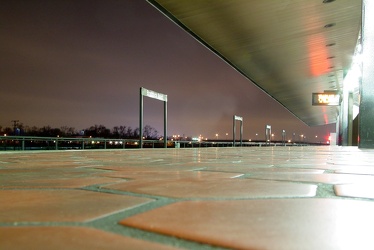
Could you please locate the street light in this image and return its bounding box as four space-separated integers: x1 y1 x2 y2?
215 133 219 140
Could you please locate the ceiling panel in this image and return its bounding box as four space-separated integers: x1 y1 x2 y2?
148 0 362 126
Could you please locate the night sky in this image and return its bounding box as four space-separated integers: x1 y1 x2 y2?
0 0 335 142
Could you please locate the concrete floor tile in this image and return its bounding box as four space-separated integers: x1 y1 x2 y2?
328 160 374 167
246 172 374 184
0 167 122 188
0 190 152 222
94 165 199 172
0 176 123 188
104 178 316 198
99 170 242 180
334 183 374 199
120 199 374 250
0 227 179 250
334 166 374 175
204 166 324 174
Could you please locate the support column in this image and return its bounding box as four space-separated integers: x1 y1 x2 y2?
341 88 354 146
337 103 343 145
348 92 353 146
139 88 143 148
233 117 236 147
240 119 243 147
359 0 374 148
335 116 340 146
164 100 167 148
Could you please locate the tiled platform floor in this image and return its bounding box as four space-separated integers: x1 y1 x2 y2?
1 146 374 249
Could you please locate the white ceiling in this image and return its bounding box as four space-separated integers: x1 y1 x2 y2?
148 0 362 126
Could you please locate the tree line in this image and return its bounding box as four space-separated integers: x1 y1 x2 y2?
0 124 159 139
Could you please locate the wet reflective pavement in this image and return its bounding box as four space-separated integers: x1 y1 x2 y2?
1 146 374 249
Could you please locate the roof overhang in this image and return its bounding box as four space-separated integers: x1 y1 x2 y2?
148 0 362 126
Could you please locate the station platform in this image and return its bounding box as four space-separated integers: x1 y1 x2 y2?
1 146 374 249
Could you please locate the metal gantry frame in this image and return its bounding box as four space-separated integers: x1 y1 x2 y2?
233 115 243 147
265 125 272 144
139 87 167 148
282 129 286 144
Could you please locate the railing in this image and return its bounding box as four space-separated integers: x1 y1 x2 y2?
0 136 167 151
173 141 309 148
0 136 311 151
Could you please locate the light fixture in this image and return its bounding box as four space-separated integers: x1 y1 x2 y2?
326 43 336 47
323 0 335 3
327 56 335 59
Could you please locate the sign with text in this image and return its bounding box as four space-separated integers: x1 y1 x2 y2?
312 93 340 106
234 115 243 121
141 88 167 102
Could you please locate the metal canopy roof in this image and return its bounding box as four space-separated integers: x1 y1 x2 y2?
148 0 362 126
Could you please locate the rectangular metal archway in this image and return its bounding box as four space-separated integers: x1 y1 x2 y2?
265 125 271 144
139 87 167 148
233 115 243 147
282 129 286 144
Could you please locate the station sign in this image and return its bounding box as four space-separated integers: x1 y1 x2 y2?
234 115 243 121
141 87 167 102
312 92 340 106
